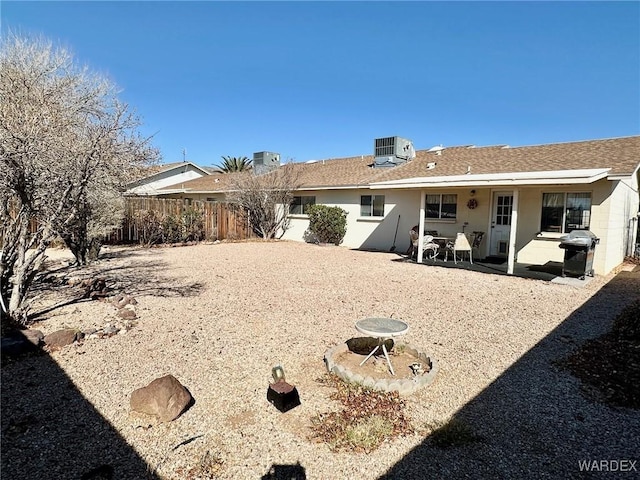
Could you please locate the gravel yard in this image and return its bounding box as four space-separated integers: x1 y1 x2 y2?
2 241 639 479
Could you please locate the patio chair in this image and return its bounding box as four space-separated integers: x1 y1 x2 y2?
422 235 440 261
408 228 419 257
471 231 485 259
447 232 473 264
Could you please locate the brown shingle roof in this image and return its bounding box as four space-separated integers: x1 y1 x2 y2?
160 136 640 193
371 136 640 183
160 172 246 192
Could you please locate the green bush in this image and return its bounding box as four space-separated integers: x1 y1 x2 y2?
306 204 347 245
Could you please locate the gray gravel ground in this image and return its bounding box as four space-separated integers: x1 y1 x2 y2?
2 241 639 480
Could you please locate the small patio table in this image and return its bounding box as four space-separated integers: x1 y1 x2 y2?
355 317 409 376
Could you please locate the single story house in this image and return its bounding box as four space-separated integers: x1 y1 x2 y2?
150 135 640 277
125 161 212 196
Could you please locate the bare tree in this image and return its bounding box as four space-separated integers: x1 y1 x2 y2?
226 164 301 240
0 33 157 324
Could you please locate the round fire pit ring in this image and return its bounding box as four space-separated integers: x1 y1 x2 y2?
323 339 439 395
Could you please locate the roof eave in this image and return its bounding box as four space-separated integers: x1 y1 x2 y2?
369 169 611 189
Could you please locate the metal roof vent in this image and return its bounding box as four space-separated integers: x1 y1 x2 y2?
252 151 280 175
428 145 444 155
373 136 415 168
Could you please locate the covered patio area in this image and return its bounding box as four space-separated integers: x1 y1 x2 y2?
400 253 594 285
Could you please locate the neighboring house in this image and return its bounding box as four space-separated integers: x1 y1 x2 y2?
125 161 211 196
152 136 640 277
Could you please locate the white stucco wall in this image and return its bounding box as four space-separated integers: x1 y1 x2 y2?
281 187 497 253
515 179 628 275
127 166 206 195
283 189 419 251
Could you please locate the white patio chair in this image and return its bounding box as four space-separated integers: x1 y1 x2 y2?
422 235 440 261
447 232 473 264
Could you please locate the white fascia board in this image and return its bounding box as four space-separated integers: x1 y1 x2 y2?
369 168 611 189
153 188 187 195
296 185 370 191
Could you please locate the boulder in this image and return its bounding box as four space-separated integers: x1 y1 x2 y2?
130 375 192 422
117 308 137 320
22 329 44 347
44 329 80 348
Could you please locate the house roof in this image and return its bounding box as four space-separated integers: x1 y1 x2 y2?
128 161 211 186
159 136 640 194
160 172 247 193
370 136 640 184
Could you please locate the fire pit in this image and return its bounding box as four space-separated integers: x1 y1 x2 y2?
323 340 439 395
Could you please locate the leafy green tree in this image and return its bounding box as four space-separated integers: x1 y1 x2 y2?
215 156 252 173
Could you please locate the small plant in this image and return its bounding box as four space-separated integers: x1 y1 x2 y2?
306 204 347 245
427 417 483 448
179 450 224 479
344 415 394 451
310 374 413 453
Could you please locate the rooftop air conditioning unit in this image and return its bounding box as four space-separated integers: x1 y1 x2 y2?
373 136 415 167
252 151 280 175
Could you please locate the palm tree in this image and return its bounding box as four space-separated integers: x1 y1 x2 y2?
215 156 252 173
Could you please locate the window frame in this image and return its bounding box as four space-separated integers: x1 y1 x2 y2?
360 194 385 217
425 193 458 221
289 195 316 215
540 191 592 233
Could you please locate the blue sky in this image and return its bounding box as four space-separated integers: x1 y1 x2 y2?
2 1 639 167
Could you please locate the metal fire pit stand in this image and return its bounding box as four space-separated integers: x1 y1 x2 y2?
355 318 409 376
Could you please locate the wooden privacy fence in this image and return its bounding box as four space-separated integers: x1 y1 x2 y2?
107 197 254 244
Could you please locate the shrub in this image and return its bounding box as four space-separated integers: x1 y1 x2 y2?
162 213 182 243
182 207 205 242
306 204 347 245
137 210 163 246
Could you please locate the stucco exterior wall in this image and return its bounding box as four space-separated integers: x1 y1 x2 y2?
127 166 206 195
515 179 622 275
596 179 638 273
282 189 420 252
282 187 497 253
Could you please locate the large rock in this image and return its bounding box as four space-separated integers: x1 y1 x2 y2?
130 375 192 422
22 329 44 347
44 329 80 348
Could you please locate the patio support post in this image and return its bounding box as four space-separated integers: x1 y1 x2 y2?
507 189 519 274
417 190 426 263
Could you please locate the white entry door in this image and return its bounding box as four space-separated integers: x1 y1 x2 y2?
490 192 513 257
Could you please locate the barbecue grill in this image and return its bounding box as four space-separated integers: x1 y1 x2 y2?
558 230 599 279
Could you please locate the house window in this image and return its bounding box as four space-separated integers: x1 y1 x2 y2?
426 194 457 220
541 192 591 233
360 195 385 217
290 196 316 215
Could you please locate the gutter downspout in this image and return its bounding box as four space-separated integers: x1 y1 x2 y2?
507 189 519 275
417 191 426 263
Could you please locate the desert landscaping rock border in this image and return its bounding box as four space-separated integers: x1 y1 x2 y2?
324 341 439 395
